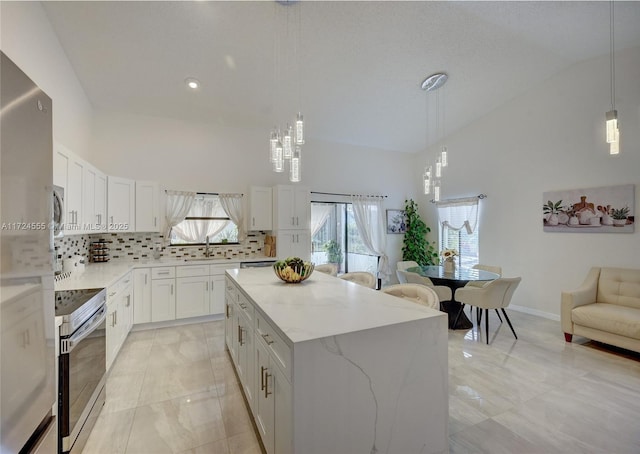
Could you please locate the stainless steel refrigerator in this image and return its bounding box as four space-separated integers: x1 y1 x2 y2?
1 51 57 453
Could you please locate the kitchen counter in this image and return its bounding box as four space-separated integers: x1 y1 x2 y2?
54 257 271 291
226 267 449 453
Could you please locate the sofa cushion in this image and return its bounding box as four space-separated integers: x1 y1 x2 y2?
572 303 640 340
598 268 640 309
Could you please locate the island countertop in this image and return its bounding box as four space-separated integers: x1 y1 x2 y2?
225 267 445 345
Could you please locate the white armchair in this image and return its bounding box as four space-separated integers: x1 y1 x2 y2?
396 269 452 303
381 284 440 311
339 272 376 289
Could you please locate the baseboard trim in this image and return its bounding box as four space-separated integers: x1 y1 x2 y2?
509 304 560 321
131 313 224 331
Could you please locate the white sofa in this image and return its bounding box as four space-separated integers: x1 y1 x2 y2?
561 267 640 353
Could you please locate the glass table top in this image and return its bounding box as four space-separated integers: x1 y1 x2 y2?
406 265 499 282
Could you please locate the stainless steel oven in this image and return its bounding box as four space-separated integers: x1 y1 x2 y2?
56 288 107 454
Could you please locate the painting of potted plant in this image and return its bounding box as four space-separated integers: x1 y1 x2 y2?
610 206 630 226
543 200 566 226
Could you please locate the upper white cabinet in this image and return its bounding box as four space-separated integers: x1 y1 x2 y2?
248 186 273 231
273 185 310 230
54 143 85 233
84 164 107 233
107 176 135 232
135 181 160 232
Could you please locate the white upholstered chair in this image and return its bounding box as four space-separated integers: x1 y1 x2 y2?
381 284 440 311
315 263 338 277
454 277 522 344
339 272 376 289
396 260 419 272
466 264 503 319
396 269 452 303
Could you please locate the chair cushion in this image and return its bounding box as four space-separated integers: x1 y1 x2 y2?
572 303 640 340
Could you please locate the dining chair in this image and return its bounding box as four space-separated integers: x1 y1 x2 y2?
396 270 452 303
339 271 376 289
466 264 503 320
396 260 420 271
381 284 440 311
315 263 338 277
454 277 522 344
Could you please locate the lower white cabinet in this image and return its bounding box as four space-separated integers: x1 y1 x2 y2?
133 268 152 324
176 276 209 319
106 272 133 370
151 278 176 322
225 277 292 454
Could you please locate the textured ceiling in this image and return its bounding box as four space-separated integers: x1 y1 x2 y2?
42 1 640 153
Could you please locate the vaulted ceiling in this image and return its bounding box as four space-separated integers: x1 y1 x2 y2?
42 1 640 153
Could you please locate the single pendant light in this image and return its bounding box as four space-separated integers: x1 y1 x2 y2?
606 0 620 155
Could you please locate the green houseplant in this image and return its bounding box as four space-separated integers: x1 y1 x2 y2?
610 206 630 226
401 199 439 266
323 240 343 265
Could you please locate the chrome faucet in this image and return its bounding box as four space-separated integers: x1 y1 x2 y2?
205 236 212 257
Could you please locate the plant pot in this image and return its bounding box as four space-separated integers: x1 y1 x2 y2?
547 214 559 226
613 219 627 227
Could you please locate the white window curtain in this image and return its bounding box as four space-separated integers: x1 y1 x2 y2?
219 193 246 242
310 203 333 237
351 195 390 283
436 197 479 234
173 196 228 243
164 190 196 244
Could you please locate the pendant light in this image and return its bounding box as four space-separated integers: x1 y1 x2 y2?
606 0 620 155
421 72 448 199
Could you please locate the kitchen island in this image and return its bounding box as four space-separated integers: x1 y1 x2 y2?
225 268 449 454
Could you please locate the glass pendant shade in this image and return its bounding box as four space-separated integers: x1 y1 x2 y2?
435 159 442 178
609 138 620 155
274 141 284 172
441 146 448 167
434 182 441 202
289 147 301 182
283 125 293 159
295 113 304 144
424 177 431 195
606 110 619 143
270 131 278 162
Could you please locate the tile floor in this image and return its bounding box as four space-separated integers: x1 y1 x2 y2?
84 310 640 453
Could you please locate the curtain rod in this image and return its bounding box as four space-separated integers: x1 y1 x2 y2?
163 191 244 196
430 194 487 204
311 191 388 198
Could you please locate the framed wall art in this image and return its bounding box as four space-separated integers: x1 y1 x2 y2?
386 209 406 234
543 184 635 233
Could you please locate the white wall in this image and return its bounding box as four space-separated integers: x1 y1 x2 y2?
0 1 93 158
414 46 640 319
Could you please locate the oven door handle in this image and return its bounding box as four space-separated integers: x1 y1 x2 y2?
61 306 107 354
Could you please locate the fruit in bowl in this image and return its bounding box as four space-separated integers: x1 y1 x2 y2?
273 257 315 283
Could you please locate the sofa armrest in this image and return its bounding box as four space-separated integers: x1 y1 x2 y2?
561 267 600 334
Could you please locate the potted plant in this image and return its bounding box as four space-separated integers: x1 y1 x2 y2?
401 199 439 266
543 200 565 226
610 206 630 226
323 240 343 266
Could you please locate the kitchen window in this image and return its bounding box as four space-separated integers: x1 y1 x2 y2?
311 202 379 275
437 197 480 268
170 194 238 245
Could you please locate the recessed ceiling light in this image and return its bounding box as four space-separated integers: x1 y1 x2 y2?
185 77 200 90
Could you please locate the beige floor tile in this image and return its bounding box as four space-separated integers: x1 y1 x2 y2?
109 344 151 377
226 430 262 454
125 390 226 454
146 340 210 370
219 387 254 438
154 324 206 345
138 358 216 406
83 408 135 454
102 371 145 414
202 320 226 339
178 438 230 454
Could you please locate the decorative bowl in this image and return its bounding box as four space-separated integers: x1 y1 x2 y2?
273 263 315 283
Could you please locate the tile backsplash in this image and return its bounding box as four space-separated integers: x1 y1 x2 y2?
54 232 268 263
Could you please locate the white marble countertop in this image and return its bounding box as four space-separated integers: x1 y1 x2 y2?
54 257 273 291
226 267 445 345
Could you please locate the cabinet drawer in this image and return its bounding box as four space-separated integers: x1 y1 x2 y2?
237 293 254 323
225 278 239 303
255 311 292 382
176 265 209 278
152 267 175 279
210 262 239 275
108 272 132 300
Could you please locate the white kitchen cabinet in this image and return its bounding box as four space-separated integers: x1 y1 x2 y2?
235 296 255 411
133 268 152 324
176 276 210 319
151 277 176 322
273 185 310 230
54 144 85 233
275 230 311 261
106 272 133 370
135 180 160 232
83 164 107 233
210 274 226 315
107 176 135 232
225 280 239 363
247 186 272 231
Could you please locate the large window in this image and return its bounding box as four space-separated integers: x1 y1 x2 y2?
311 202 378 274
170 194 238 245
437 198 480 268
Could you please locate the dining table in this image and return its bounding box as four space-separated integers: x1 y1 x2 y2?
406 265 500 329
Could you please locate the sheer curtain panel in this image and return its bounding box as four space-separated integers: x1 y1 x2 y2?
219 193 246 242
311 203 333 237
351 195 390 283
173 197 228 243
436 197 479 234
164 190 196 244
